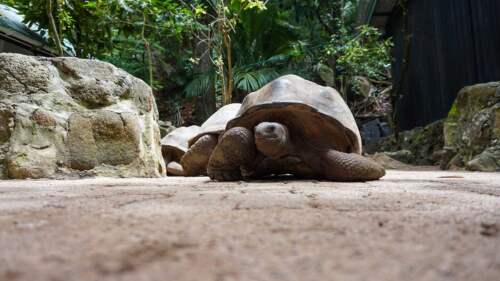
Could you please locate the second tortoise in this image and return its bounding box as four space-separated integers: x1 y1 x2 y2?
180 103 241 176
161 125 201 176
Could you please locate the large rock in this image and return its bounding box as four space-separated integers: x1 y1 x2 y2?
158 120 176 138
365 120 444 166
368 153 414 170
0 53 166 179
443 82 500 171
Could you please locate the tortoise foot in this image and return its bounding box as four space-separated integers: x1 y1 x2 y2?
207 127 256 181
208 168 242 181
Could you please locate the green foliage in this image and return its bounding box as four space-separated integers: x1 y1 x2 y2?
329 25 393 80
184 71 215 99
1 0 393 119
2 0 204 90
234 67 280 92
199 0 269 104
183 1 302 100
5 0 116 56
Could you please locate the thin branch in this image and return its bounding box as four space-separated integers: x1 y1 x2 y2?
46 0 64 56
141 11 154 87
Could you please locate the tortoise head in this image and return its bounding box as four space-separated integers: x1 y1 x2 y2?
254 122 290 158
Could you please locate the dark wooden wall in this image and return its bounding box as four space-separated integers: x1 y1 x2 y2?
388 0 500 130
0 38 37 55
0 35 54 57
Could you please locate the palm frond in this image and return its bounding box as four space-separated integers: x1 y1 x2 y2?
183 71 214 98
234 67 280 92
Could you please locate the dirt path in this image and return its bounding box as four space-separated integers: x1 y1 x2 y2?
0 170 499 281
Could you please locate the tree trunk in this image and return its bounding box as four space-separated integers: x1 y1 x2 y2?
223 32 233 105
391 0 411 139
141 12 154 88
194 38 216 124
46 0 64 56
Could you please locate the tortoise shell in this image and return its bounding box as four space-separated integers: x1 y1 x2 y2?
161 125 201 161
188 103 241 147
226 75 362 154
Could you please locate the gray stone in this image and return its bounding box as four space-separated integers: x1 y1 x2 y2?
0 54 50 94
0 53 166 179
6 144 57 179
366 120 444 165
443 82 500 171
68 113 98 171
0 109 13 143
158 120 175 138
92 110 140 165
352 76 373 97
466 145 500 172
316 63 335 87
369 153 413 170
384 149 414 163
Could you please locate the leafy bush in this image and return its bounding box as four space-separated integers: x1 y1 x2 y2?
328 25 393 81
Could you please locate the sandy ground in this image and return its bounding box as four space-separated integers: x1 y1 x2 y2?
0 170 499 281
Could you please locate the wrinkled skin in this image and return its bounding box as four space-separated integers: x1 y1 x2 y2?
181 134 218 176
207 127 256 181
207 122 385 181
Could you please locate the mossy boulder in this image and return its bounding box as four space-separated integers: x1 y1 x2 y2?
365 120 444 166
0 53 166 179
442 82 500 171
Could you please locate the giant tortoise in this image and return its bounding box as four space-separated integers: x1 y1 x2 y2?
207 75 385 181
161 125 201 176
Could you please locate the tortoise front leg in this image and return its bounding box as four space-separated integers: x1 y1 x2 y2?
207 127 256 181
302 149 385 181
240 153 266 180
181 134 218 176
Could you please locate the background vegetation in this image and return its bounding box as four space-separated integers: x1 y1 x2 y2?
1 0 392 125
